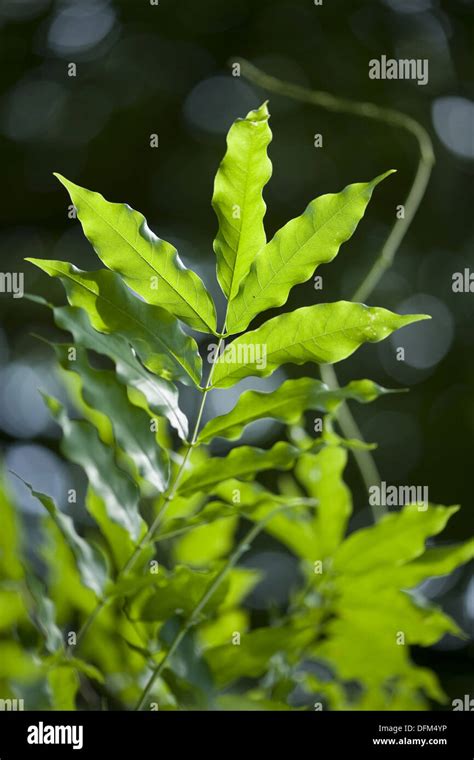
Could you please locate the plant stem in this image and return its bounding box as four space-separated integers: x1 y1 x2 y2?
236 58 434 520
73 335 224 650
134 503 302 711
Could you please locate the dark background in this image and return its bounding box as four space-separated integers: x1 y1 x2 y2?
0 0 472 705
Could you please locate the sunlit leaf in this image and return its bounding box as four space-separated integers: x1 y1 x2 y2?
212 102 272 300
26 261 202 386
198 378 396 442
133 566 230 622
213 302 429 387
54 344 169 494
178 442 298 496
52 303 188 440
333 504 460 576
18 478 107 599
296 446 352 559
43 394 146 543
51 175 217 333
227 171 394 333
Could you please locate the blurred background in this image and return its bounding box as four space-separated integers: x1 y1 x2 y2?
0 0 472 705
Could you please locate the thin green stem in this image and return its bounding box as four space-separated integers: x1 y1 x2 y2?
236 58 434 520
134 502 306 711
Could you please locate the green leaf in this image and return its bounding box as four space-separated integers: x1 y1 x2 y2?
0 590 27 631
26 576 64 653
17 478 107 598
26 260 201 386
173 516 238 567
186 481 318 560
296 446 352 559
396 540 474 587
198 378 397 442
0 642 38 681
54 344 169 494
133 566 229 622
47 666 79 710
52 304 188 440
213 302 429 387
51 175 217 333
352 540 474 592
227 171 394 333
335 587 461 646
212 102 272 300
205 623 314 686
86 489 150 573
332 504 460 577
177 442 298 496
0 471 23 581
43 395 145 543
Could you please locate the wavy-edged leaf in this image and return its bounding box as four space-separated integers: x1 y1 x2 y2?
43 394 145 542
227 171 394 333
396 540 474 587
86 489 150 573
51 303 188 440
51 175 217 333
178 442 298 496
205 623 314 686
198 378 398 442
132 566 230 622
47 666 79 710
17 478 107 598
296 445 352 560
54 344 169 494
173 515 239 567
213 302 429 388
332 504 460 577
26 260 201 386
26 576 63 653
212 102 272 300
349 540 474 593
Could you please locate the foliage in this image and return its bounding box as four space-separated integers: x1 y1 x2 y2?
1 103 472 711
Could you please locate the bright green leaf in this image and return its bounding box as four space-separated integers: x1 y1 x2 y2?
51 175 217 333
26 261 202 386
212 102 272 300
178 442 298 496
43 395 146 543
198 378 396 442
54 344 169 494
18 478 107 599
227 171 394 333
213 302 429 387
